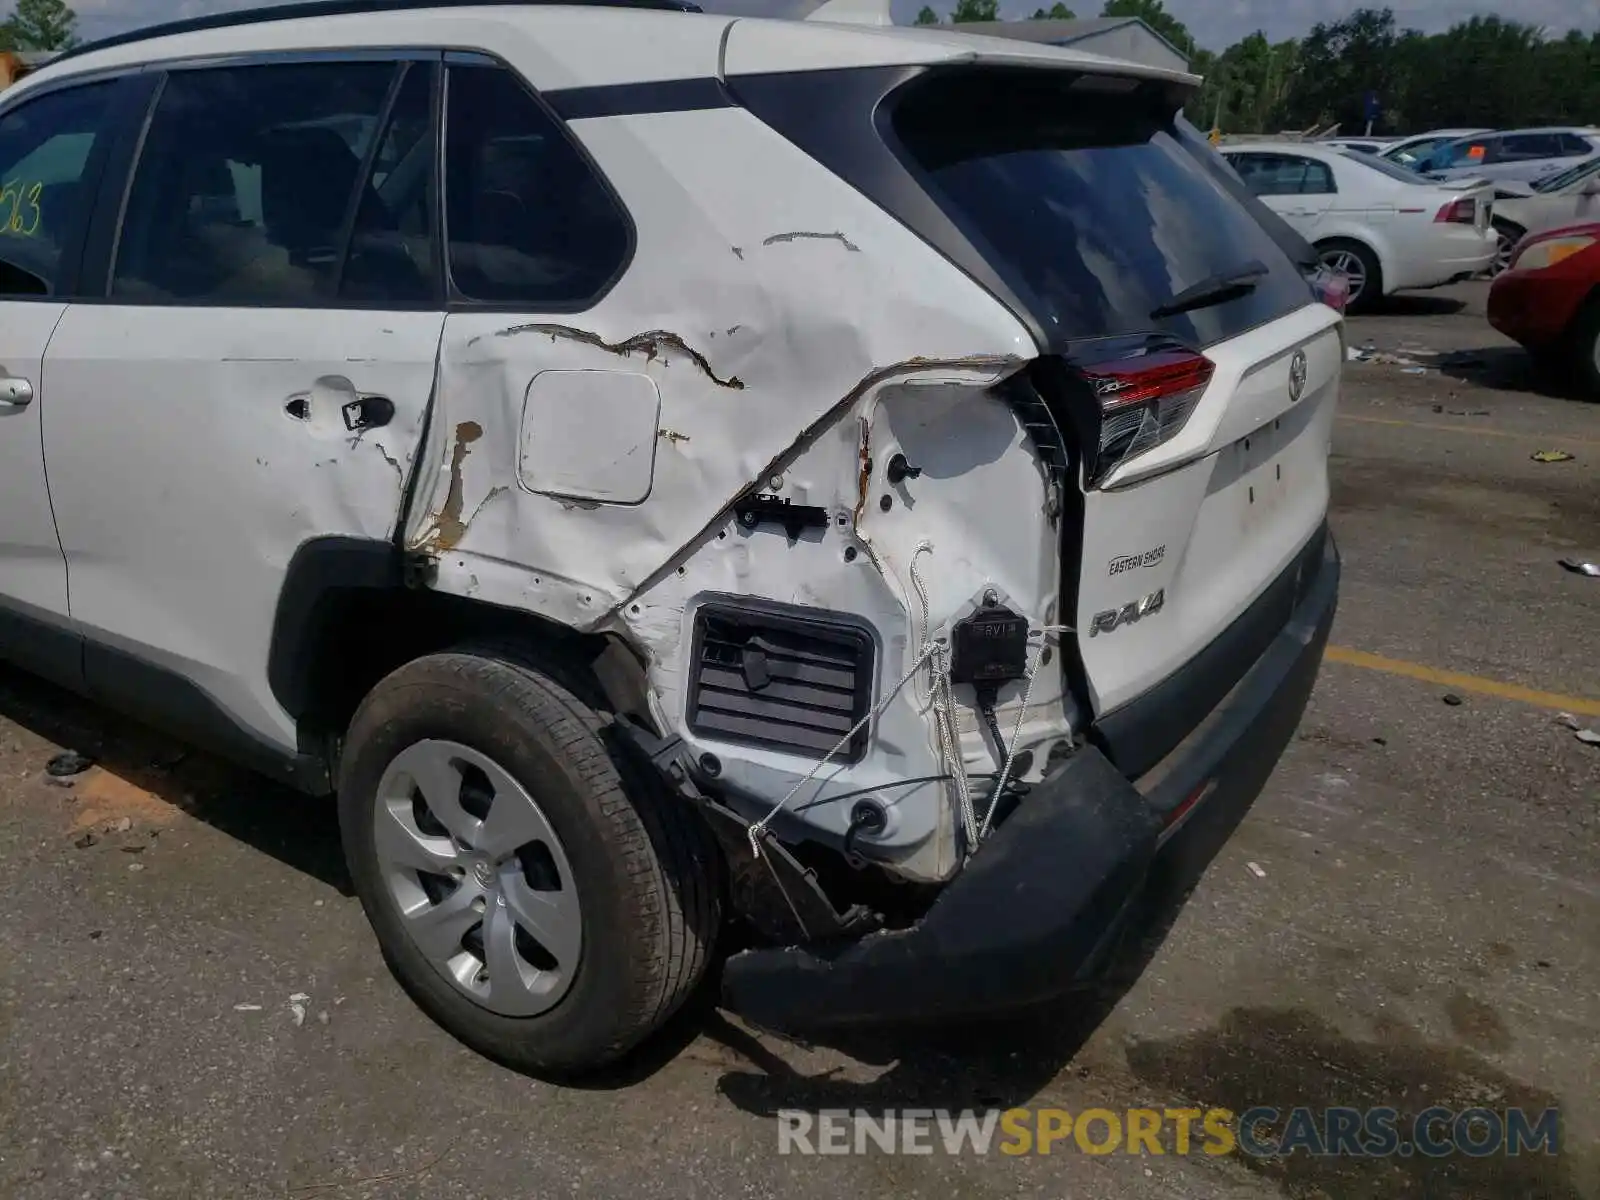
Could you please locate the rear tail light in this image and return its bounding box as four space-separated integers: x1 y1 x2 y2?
1308 264 1349 312
1435 198 1477 224
1070 342 1215 486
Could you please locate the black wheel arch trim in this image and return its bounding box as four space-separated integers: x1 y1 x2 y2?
267 535 407 722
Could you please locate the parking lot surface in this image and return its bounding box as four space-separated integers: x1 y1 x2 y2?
1 282 1596 1199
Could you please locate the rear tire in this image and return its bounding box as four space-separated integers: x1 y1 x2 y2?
1317 239 1382 314
338 649 719 1077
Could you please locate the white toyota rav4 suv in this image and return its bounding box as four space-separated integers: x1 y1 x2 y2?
0 0 1343 1074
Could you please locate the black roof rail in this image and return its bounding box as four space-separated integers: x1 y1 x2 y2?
51 0 704 66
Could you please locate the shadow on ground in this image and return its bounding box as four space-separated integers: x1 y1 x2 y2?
0 663 351 893
1373 293 1469 318
1434 344 1597 402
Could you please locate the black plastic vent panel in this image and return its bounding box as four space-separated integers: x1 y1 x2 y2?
687 605 875 763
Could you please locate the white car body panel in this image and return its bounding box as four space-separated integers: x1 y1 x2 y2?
1495 160 1600 237
0 6 1336 887
1224 142 1495 294
44 308 445 748
0 302 71 624
1082 311 1341 713
10 8 735 97
723 15 1198 82
404 101 1047 880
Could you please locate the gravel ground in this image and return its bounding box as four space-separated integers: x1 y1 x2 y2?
0 282 1595 1199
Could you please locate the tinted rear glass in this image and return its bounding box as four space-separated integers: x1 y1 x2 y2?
889 71 1308 348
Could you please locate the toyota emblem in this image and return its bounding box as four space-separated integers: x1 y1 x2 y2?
1288 349 1308 402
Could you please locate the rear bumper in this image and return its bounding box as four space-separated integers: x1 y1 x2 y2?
721 526 1339 1031
1400 241 1496 291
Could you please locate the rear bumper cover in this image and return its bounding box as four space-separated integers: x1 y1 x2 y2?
721 526 1339 1031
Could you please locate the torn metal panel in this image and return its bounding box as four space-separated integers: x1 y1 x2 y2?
404 105 1067 880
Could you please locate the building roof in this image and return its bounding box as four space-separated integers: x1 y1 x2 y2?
936 15 1188 63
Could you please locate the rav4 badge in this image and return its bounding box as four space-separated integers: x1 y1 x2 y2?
1089 588 1165 637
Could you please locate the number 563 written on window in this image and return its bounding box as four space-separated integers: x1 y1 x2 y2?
0 179 43 236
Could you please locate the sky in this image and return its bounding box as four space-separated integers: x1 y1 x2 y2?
68 0 1600 53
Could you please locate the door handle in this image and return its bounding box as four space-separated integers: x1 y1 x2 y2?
0 376 33 408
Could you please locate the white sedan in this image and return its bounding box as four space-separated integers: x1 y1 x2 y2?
1492 155 1600 266
1221 143 1497 311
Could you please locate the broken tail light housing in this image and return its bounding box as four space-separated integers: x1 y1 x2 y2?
1308 263 1349 312
1435 197 1477 224
1063 338 1215 487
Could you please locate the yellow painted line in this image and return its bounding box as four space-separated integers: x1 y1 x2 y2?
1337 413 1600 451
1326 645 1600 718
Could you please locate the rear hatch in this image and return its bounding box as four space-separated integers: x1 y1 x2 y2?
889 70 1341 776
731 57 1341 779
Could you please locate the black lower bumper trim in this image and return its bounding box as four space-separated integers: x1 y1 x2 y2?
721 529 1340 1032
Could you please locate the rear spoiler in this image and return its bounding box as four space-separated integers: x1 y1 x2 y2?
805 0 894 24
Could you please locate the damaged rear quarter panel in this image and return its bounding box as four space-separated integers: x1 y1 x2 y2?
407 104 1071 880
407 104 1038 628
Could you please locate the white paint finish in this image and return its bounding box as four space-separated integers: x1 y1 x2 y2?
0 301 69 621
518 369 660 505
43 306 444 749
805 0 895 26
1100 302 1339 489
408 104 1042 879
14 8 733 101
1496 159 1600 237
409 103 1037 624
1222 143 1497 295
1079 322 1340 715
721 15 1198 83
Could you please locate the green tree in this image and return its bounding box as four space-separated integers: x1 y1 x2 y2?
1100 0 1194 56
1 0 78 51
1030 3 1076 17
914 4 940 23
950 0 998 22
1280 7 1401 132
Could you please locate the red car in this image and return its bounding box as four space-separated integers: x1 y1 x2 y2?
1488 222 1600 393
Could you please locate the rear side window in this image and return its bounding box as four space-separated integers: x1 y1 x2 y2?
1502 134 1563 161
443 64 630 306
890 70 1310 348
113 61 436 305
1558 133 1594 156
1230 153 1334 196
0 82 114 295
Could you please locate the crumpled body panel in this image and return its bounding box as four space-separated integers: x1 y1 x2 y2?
404 104 1074 881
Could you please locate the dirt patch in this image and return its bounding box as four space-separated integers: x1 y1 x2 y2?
1444 990 1512 1054
68 768 185 834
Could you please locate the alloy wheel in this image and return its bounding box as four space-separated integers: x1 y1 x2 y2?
1320 249 1366 306
372 739 582 1017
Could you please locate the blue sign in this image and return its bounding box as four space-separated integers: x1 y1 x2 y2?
1364 90 1381 122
